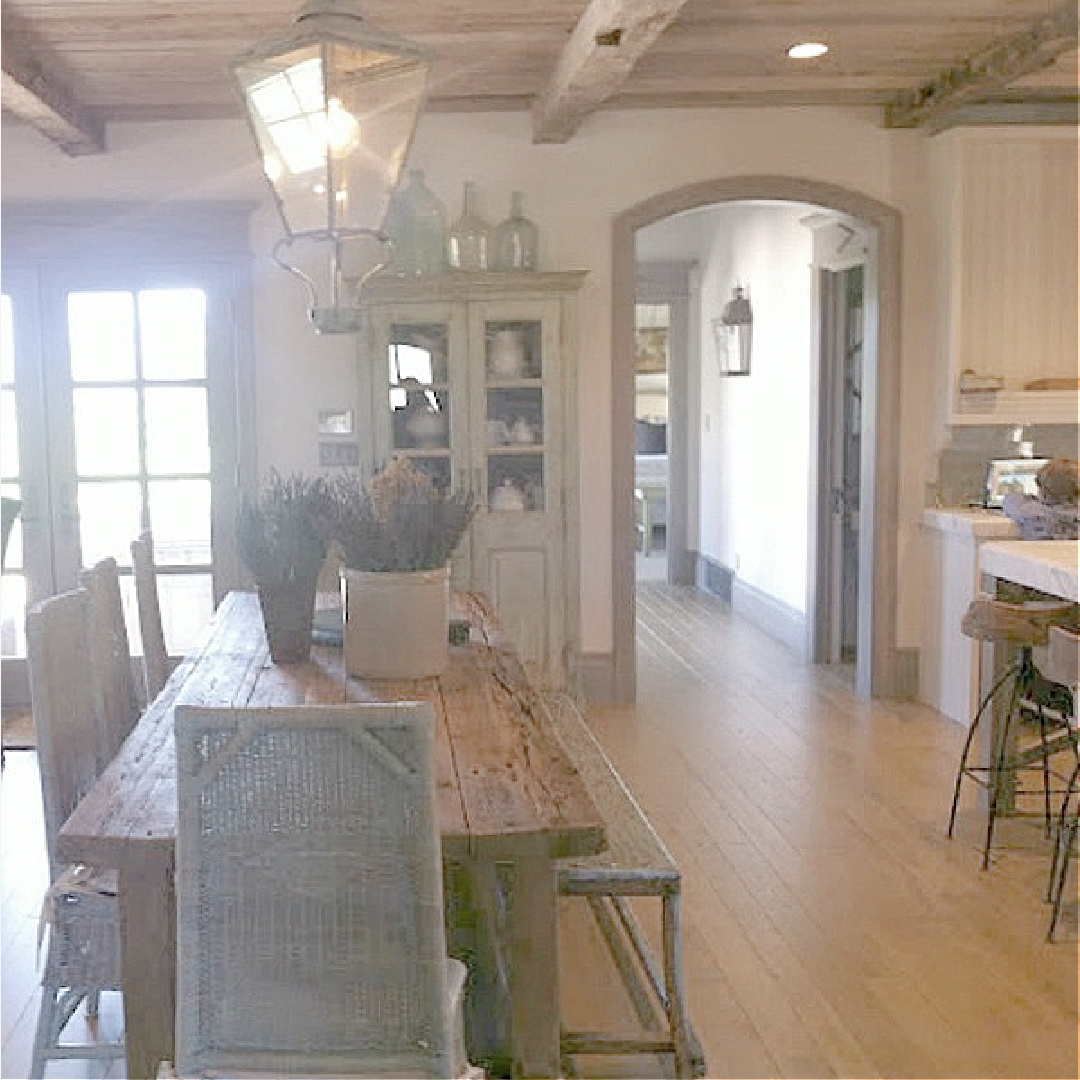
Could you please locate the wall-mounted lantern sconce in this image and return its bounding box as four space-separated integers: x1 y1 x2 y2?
233 0 430 333
713 284 753 376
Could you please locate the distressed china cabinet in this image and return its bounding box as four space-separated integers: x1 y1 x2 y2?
357 271 586 690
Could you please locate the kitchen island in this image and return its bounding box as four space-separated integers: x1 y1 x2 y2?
979 539 1079 602
920 508 1020 724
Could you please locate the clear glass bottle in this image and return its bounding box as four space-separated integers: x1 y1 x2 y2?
447 181 491 272
385 169 447 276
493 190 539 271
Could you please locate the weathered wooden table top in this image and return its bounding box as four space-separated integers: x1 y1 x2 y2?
58 590 604 867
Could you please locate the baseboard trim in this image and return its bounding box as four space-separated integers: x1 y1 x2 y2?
695 553 733 602
731 577 808 656
892 647 919 700
580 651 617 705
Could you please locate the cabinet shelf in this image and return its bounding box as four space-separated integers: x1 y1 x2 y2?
396 447 451 457
950 390 1078 426
485 377 543 389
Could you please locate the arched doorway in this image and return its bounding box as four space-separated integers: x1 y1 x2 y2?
610 177 902 703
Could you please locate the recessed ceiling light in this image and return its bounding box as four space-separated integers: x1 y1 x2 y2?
788 41 828 59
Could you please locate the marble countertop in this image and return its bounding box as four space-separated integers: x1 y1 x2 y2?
922 507 1021 540
979 540 1079 602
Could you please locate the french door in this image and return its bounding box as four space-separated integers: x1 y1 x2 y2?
1 261 247 705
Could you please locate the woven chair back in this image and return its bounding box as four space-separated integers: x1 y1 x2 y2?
130 530 171 700
26 588 101 882
174 701 454 1079
81 557 142 768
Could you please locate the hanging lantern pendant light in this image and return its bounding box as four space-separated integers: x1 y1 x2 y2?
233 0 431 333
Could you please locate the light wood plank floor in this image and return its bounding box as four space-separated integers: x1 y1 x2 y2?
561 583 1077 1079
3 582 1077 1079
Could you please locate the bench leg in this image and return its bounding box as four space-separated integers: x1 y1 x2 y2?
662 891 703 1078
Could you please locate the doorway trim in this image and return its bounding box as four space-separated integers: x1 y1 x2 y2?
636 260 696 586
611 176 902 703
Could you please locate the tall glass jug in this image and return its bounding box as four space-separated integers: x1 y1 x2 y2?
493 190 539 271
385 169 448 276
448 181 491 271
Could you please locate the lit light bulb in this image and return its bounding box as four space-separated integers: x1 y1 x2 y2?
324 98 360 154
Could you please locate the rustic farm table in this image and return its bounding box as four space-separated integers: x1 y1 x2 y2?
58 590 605 1080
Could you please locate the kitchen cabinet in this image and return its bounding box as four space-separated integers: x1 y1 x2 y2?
358 271 585 690
938 130 1079 427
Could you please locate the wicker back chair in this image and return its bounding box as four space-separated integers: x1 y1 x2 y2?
172 701 477 1079
131 530 172 701
26 587 124 1078
81 556 142 767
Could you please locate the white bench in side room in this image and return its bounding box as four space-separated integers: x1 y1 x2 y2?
544 692 705 1079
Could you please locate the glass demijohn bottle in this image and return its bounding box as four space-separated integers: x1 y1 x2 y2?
493 191 538 271
385 169 447 276
447 181 491 271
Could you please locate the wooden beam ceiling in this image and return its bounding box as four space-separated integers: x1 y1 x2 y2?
885 0 1079 131
1 10 104 154
532 0 690 144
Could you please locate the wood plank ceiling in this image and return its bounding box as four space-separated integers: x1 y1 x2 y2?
2 0 1077 156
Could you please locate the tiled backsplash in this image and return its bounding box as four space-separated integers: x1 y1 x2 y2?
932 424 1079 507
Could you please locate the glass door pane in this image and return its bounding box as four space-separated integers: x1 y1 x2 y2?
485 319 544 512
66 286 214 656
387 321 452 488
0 295 26 658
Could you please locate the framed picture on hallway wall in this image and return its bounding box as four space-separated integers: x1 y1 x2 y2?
635 327 668 374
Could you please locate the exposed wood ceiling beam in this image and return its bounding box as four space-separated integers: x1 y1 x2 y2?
1 12 105 154
885 0 1079 131
532 0 689 144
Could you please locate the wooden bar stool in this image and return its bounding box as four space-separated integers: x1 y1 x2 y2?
1041 625 1080 940
947 595 1077 869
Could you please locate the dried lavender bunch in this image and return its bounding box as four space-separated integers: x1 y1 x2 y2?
330 456 475 573
237 470 334 586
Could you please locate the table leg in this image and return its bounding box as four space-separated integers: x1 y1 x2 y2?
118 852 175 1080
505 854 561 1079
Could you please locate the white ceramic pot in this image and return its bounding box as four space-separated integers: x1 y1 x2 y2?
341 565 449 678
490 329 526 378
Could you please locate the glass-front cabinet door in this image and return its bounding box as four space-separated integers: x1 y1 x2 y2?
468 297 565 682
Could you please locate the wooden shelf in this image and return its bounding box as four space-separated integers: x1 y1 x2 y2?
950 390 1078 426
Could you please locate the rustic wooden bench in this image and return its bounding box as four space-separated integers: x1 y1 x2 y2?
544 692 705 1079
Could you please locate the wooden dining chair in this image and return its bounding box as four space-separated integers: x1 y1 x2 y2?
81 556 143 767
131 530 172 701
167 701 481 1080
26 588 125 1079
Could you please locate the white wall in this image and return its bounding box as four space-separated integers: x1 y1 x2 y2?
695 203 814 613
2 106 940 661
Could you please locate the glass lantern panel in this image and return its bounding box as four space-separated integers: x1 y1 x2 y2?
327 46 429 235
